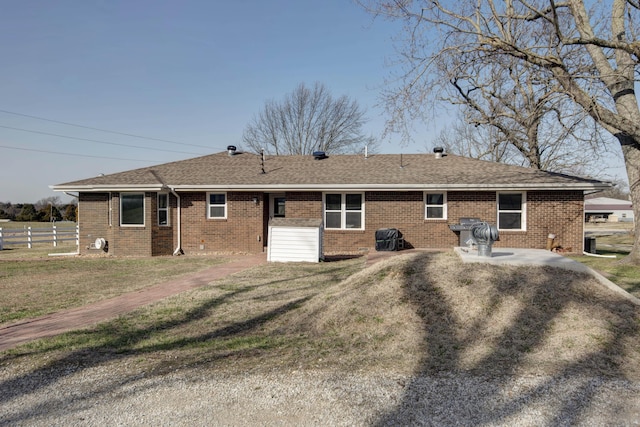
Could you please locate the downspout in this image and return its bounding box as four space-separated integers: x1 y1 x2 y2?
169 186 182 255
63 192 80 256
150 169 182 256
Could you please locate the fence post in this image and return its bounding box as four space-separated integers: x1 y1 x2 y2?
76 224 79 247
0 227 3 251
27 227 32 249
53 224 57 247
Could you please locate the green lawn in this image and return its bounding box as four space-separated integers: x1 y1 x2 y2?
569 231 640 298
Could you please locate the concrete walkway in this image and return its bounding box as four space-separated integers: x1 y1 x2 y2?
0 253 268 352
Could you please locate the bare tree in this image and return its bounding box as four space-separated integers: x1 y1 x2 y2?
361 0 640 262
444 56 610 174
433 108 611 178
586 178 630 200
35 196 61 211
242 82 375 155
431 116 515 163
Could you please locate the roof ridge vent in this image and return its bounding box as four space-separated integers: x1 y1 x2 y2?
313 150 328 160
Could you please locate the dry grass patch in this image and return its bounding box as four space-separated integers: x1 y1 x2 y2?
2 251 639 382
0 255 228 324
412 253 640 379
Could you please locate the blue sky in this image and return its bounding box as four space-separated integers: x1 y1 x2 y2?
0 0 627 203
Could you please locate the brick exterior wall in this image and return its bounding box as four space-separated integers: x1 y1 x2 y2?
78 193 110 256
78 189 584 256
180 192 264 254
282 190 583 254
152 193 176 256
517 190 584 252
79 192 160 257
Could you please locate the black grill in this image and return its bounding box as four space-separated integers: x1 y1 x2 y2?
375 228 402 251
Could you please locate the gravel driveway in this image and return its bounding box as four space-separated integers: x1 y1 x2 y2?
1 366 639 426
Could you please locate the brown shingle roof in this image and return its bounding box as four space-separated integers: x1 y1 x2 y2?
52 151 609 192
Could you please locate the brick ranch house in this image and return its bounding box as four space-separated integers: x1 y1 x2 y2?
52 148 609 257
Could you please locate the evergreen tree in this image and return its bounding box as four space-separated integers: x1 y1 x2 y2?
15 204 38 221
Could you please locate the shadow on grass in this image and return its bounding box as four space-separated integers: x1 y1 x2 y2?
0 261 341 425
374 253 640 425
573 246 640 298
2 252 639 424
625 281 640 295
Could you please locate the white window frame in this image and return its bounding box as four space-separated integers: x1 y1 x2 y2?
269 193 286 218
207 192 227 219
157 193 170 226
324 192 365 230
497 191 526 231
425 192 447 220
120 192 145 227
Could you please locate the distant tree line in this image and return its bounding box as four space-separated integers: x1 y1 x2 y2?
0 197 77 222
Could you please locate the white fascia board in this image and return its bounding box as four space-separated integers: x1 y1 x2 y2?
170 182 611 192
52 180 611 193
51 184 164 192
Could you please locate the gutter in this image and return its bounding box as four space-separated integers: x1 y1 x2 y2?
53 181 612 193
52 184 164 192
168 186 182 256
166 182 612 192
64 191 78 199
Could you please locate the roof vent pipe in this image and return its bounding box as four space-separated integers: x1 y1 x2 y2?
227 145 237 156
433 146 444 159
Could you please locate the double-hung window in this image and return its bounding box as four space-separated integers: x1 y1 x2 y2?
157 193 169 226
207 192 227 219
425 192 446 219
324 193 364 230
498 192 526 230
120 193 145 226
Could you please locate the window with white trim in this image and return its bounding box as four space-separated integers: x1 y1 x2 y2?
425 192 446 219
120 193 145 226
324 193 364 229
207 192 227 219
498 192 526 230
158 193 169 226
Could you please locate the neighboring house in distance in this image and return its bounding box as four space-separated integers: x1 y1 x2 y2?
584 197 634 222
52 147 609 257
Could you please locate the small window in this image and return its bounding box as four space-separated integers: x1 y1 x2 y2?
425 192 446 219
498 192 525 230
120 193 145 226
158 193 169 226
273 197 285 218
207 192 227 219
324 193 364 230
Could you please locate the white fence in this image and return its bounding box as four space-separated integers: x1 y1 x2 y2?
0 224 79 250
